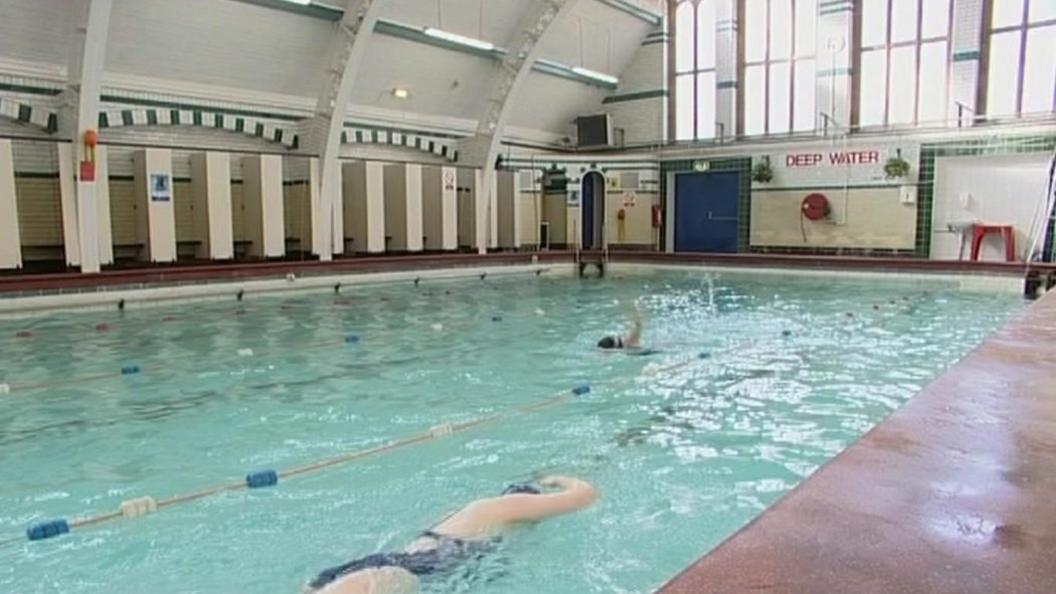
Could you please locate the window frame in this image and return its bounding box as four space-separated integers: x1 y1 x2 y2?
740 0 817 137
856 0 954 128
985 0 1056 117
671 0 719 142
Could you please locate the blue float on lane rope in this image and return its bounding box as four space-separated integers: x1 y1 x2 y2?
246 470 279 489
345 334 360 344
572 385 591 396
781 330 793 338
698 352 712 360
491 316 503 322
27 519 69 542
121 365 141 376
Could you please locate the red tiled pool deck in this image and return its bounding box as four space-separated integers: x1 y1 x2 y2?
659 290 1056 593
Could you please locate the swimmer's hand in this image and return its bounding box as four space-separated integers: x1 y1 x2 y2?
537 476 599 508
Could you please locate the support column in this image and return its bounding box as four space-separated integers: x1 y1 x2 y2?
950 0 987 124
132 149 176 263
715 0 739 139
816 0 854 132
243 155 286 259
62 0 113 273
305 0 382 262
190 152 234 260
342 161 385 254
57 143 80 267
95 145 113 265
0 140 21 270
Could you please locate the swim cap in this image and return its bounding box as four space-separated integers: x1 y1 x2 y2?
597 336 617 349
502 483 542 495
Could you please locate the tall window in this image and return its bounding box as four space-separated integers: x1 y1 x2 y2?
986 0 1056 118
674 0 717 141
858 0 952 127
742 0 817 136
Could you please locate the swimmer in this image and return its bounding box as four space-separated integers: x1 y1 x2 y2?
306 476 598 594
597 308 644 351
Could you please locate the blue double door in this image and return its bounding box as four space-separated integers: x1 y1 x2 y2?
674 171 740 253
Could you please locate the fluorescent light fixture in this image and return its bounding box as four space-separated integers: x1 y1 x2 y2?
392 88 410 99
423 27 495 52
280 0 312 5
572 66 619 85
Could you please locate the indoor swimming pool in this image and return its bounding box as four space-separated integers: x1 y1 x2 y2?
0 269 1027 594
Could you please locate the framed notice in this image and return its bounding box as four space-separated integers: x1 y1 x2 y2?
150 173 172 202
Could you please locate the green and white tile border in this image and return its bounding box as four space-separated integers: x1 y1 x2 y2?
98 106 300 148
340 127 458 161
2 97 460 160
0 96 58 133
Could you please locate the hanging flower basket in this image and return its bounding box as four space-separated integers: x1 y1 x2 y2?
884 150 911 180
751 157 773 183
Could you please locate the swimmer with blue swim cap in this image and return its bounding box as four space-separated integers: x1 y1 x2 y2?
305 476 598 594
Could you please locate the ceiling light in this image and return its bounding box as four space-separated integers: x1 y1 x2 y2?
572 66 619 85
393 88 410 99
423 27 495 52
280 0 312 5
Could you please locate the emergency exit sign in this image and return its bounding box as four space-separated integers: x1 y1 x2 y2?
785 150 881 167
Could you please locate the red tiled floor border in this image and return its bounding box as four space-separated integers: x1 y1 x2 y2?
658 290 1056 593
3 251 1052 295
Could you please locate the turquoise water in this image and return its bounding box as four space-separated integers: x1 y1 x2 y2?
0 269 1025 594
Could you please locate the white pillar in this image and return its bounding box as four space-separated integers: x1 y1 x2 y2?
0 140 22 270
383 163 423 253
816 0 853 131
342 161 385 254
243 154 286 259
57 143 80 267
473 169 498 252
191 152 234 260
95 145 113 265
496 170 518 249
715 0 739 138
132 149 176 263
422 165 458 251
65 0 113 274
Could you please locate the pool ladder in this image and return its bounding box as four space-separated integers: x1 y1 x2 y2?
577 247 608 278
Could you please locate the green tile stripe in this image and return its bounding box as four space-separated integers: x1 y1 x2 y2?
819 0 854 15
603 89 668 104
341 126 458 162
952 50 981 62
97 106 299 148
915 134 1056 258
817 67 854 78
660 158 753 253
0 96 59 133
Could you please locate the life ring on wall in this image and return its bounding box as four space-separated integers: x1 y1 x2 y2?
801 193 831 221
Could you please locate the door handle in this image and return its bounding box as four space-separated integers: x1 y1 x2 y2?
708 212 737 222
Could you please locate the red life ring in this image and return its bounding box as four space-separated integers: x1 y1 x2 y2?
801 193 831 221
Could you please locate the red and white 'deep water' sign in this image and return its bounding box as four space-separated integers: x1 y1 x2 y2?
785 150 881 168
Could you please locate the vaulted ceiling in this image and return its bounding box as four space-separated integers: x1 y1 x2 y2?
0 0 663 144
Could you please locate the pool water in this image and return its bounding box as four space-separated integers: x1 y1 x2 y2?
0 269 1025 594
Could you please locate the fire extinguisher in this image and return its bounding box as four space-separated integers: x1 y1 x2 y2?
651 205 663 228
80 129 99 182
617 208 627 242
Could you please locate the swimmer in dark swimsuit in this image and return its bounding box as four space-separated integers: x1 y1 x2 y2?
305 476 598 594
598 308 644 351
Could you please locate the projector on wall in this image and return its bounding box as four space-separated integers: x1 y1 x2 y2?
575 114 613 149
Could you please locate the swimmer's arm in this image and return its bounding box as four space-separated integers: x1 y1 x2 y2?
485 476 599 524
625 310 643 349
